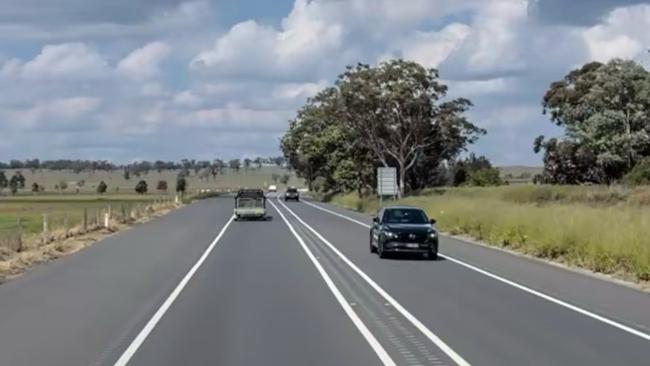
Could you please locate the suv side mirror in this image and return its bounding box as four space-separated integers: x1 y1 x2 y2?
372 217 379 224
430 218 437 225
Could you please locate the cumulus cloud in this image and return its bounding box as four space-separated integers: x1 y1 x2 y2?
582 4 650 62
2 0 650 163
1 97 101 128
2 43 109 80
191 0 344 79
118 41 172 80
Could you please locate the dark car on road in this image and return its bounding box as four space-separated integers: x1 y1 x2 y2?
370 206 438 260
284 187 300 201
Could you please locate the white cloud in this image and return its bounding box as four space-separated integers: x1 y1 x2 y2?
173 90 202 107
118 41 172 80
397 23 472 68
3 43 109 80
582 4 650 63
179 104 293 131
191 0 344 78
1 97 101 128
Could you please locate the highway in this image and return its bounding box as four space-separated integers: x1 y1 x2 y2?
0 196 649 365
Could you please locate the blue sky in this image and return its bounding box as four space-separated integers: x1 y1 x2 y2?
1 0 650 165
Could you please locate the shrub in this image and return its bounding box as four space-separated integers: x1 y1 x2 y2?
135 180 148 194
97 181 108 194
624 157 650 186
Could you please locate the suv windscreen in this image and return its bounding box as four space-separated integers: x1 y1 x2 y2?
383 209 428 224
287 188 298 193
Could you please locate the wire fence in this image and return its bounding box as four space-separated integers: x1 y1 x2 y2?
0 197 177 254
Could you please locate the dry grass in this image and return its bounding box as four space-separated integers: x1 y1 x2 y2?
0 200 179 283
329 185 650 284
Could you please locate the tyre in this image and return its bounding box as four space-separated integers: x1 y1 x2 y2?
426 250 438 261
369 236 376 253
378 242 388 259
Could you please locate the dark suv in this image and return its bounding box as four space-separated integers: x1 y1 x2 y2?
284 187 300 201
370 206 438 260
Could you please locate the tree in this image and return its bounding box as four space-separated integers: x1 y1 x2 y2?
243 158 252 171
97 181 108 194
229 159 241 173
176 174 187 194
253 157 263 169
123 169 131 181
9 178 18 195
336 60 483 196
280 174 290 185
271 173 280 184
58 180 68 191
31 182 40 193
537 59 650 183
135 180 148 194
0 171 7 190
157 180 168 192
281 60 483 196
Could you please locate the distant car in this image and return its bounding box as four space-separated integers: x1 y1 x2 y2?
284 187 300 201
268 185 277 192
370 206 438 260
234 189 268 220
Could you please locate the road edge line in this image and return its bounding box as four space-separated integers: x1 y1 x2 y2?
302 200 650 343
282 199 471 366
113 215 236 366
268 200 396 366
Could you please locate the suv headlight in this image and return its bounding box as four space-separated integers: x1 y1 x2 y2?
383 230 397 239
429 230 437 238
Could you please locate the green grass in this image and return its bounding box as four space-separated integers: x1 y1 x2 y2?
328 185 650 283
0 195 170 236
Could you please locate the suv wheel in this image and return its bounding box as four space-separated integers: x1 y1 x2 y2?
369 236 376 253
378 242 388 259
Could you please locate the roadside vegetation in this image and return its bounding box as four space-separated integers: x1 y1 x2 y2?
328 185 650 284
283 58 650 286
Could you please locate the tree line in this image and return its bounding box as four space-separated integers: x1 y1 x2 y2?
282 58 650 195
0 157 287 175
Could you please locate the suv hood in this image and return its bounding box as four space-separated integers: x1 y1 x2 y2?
384 223 432 234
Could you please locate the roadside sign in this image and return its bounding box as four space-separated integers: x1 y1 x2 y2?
377 167 397 196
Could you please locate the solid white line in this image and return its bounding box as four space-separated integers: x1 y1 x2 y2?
268 200 396 366
113 215 235 366
280 199 471 366
302 200 650 343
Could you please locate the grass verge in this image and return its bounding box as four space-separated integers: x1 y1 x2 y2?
0 197 181 284
328 186 650 285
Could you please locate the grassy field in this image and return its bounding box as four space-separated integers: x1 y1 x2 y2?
0 195 173 237
329 185 650 283
0 167 304 195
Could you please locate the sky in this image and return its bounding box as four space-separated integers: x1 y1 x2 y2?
1 0 650 165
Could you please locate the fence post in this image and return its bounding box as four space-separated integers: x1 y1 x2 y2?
96 208 100 228
16 217 23 252
42 213 48 245
83 208 88 232
64 213 69 238
104 209 110 228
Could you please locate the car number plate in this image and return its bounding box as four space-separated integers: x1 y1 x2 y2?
406 243 419 249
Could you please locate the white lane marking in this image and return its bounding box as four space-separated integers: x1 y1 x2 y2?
113 215 235 366
268 200 396 366
281 199 471 366
303 200 650 343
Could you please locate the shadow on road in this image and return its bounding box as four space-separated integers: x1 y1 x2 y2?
381 253 446 262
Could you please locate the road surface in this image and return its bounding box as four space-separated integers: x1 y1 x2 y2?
0 196 649 365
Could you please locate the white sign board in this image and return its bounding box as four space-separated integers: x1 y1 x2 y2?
377 167 398 196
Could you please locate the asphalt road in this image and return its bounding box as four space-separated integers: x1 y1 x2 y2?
0 196 649 365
